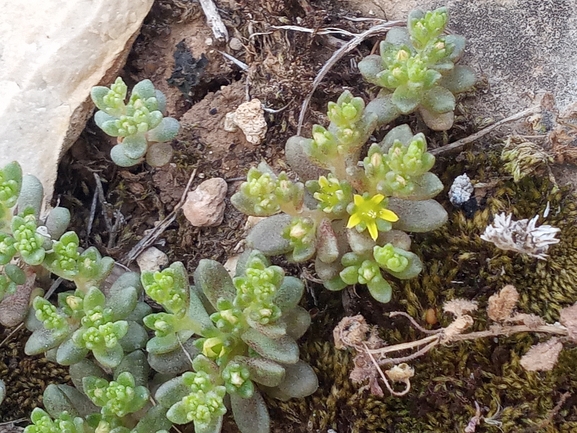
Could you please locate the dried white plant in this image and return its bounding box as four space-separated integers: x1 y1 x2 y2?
480 213 560 260
448 173 474 206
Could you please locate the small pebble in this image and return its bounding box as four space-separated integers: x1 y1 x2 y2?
136 247 169 273
229 37 243 51
182 178 228 227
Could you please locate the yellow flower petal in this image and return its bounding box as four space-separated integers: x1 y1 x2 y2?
370 194 385 205
353 194 364 205
347 213 361 228
367 221 379 240
379 208 399 222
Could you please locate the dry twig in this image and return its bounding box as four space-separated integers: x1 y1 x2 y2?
294 20 404 135
431 105 542 156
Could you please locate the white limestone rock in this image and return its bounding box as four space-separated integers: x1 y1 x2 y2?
0 0 154 202
183 177 228 227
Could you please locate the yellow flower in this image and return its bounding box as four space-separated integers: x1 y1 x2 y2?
346 194 399 240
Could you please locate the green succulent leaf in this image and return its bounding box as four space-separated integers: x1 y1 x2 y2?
262 360 318 401
83 372 149 417
194 259 236 310
43 231 80 280
367 277 393 303
147 117 180 142
110 144 142 167
121 134 148 160
230 391 270 433
165 371 227 427
422 85 456 114
222 359 254 398
0 233 16 265
24 408 86 433
11 211 46 265
282 217 316 262
241 329 299 364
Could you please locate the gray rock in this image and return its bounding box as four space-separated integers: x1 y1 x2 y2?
345 0 577 114
183 177 228 227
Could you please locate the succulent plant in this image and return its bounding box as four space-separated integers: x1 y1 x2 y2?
232 91 448 303
145 251 317 433
25 352 172 433
0 161 75 326
25 272 150 368
358 7 476 130
91 77 180 167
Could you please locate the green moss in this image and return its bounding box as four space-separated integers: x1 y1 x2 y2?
0 328 71 421
268 148 577 432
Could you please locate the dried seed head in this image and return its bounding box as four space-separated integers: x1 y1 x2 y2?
520 337 563 371
487 285 519 322
333 315 370 349
443 298 478 317
385 363 415 383
480 213 560 260
442 314 474 341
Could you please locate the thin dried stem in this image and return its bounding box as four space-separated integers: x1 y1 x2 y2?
368 334 439 356
0 322 23 348
431 105 542 156
366 321 567 362
378 339 439 366
389 311 443 334
296 20 404 135
363 342 411 396
449 323 567 342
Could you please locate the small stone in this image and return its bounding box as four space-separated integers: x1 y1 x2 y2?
229 37 243 51
224 254 240 277
136 247 169 273
183 178 228 227
224 99 267 144
224 111 239 132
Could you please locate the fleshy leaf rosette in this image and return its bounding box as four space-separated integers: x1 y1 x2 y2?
147 251 317 433
358 7 476 130
25 272 149 369
235 114 447 303
91 77 180 167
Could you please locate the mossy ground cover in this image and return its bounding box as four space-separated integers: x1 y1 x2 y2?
265 148 577 433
